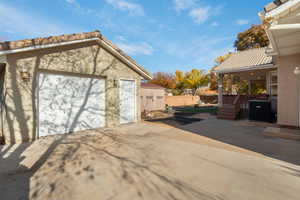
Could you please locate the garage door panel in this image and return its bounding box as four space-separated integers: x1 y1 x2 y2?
38 73 105 137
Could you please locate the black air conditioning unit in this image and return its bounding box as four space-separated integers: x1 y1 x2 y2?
249 100 272 123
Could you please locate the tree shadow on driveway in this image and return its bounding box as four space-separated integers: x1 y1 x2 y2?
1 129 228 200
152 117 300 166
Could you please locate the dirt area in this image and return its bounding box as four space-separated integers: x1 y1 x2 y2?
1 120 300 200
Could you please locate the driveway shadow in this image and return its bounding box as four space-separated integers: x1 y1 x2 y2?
154 117 300 166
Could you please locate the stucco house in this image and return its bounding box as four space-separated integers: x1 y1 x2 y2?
216 0 300 127
141 83 166 112
0 31 152 144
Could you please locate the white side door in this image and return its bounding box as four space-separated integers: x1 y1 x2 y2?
119 79 136 124
38 72 106 137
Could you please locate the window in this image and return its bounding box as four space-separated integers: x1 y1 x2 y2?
146 96 153 100
269 71 278 96
156 96 163 99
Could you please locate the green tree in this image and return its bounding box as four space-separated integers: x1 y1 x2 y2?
214 53 232 65
184 69 209 94
149 72 176 89
175 70 186 92
234 24 269 51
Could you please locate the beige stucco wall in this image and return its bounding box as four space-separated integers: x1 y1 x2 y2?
277 53 300 127
141 88 165 111
165 96 200 107
2 41 142 143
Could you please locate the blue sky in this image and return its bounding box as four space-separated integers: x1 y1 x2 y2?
0 0 270 73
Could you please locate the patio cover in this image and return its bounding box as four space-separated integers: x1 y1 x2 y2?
215 48 275 74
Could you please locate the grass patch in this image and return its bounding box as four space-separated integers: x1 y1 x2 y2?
173 106 218 115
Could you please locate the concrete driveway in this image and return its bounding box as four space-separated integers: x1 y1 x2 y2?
1 119 300 200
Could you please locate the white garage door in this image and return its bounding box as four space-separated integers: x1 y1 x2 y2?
119 80 136 124
38 72 106 137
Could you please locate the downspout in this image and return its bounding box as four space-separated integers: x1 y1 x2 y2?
0 55 6 144
294 67 300 127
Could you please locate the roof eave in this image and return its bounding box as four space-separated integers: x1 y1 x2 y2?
215 63 276 74
264 0 300 19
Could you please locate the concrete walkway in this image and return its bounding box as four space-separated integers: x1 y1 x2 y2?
1 119 300 200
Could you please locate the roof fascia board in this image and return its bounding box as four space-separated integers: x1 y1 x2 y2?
0 38 99 56
265 0 300 19
98 39 152 80
215 64 276 74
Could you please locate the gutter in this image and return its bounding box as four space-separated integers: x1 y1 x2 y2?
0 37 152 80
269 23 300 30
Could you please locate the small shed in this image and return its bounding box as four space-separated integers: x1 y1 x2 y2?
141 83 166 111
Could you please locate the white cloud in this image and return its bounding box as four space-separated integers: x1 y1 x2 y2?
116 42 154 56
189 7 211 24
0 3 77 38
236 19 250 25
211 22 219 27
115 35 126 41
105 0 145 16
66 0 76 3
173 0 222 24
173 0 196 12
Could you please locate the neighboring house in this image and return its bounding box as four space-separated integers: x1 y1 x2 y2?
216 0 300 127
141 83 165 111
0 31 152 143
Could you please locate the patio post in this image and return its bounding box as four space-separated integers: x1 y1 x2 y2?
218 73 224 107
248 80 252 95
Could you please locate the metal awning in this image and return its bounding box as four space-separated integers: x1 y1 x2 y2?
215 48 275 74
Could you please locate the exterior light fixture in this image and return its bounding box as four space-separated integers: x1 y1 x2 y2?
113 79 119 88
19 65 30 82
294 67 300 75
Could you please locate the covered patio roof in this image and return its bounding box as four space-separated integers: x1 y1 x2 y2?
214 48 275 74
260 0 300 56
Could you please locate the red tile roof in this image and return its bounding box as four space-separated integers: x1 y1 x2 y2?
141 83 165 89
0 30 152 79
0 31 101 51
